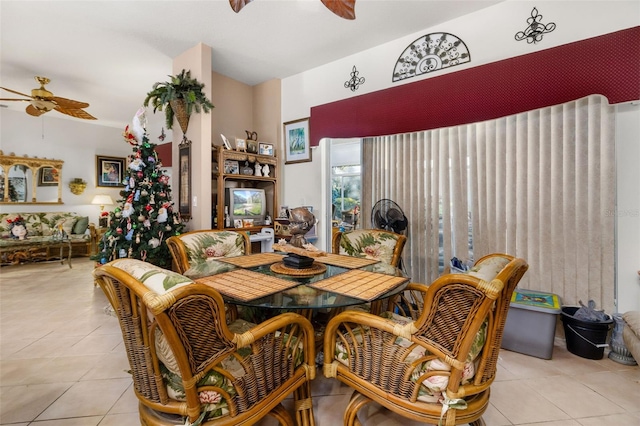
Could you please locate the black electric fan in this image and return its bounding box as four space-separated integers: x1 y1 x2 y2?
371 199 408 235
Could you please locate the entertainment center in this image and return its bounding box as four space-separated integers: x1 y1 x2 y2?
211 146 277 235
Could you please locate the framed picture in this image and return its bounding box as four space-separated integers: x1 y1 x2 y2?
283 117 312 164
38 166 60 186
220 134 232 150
259 142 274 156
224 160 239 174
234 219 243 228
242 218 254 228
235 138 246 152
247 140 259 154
278 205 289 218
178 141 191 219
96 155 125 187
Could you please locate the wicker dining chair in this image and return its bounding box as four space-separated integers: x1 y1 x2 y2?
332 229 407 268
330 229 408 316
323 254 528 426
94 258 316 426
166 229 251 274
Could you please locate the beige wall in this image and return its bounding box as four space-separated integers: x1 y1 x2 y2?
212 71 254 147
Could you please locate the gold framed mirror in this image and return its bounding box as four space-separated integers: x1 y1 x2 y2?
0 151 63 204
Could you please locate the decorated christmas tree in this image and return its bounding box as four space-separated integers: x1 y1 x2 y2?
92 108 184 268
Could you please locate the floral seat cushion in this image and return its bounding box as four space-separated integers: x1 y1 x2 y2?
180 231 247 267
338 229 401 265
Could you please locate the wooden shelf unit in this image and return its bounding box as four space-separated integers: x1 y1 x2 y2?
211 146 277 232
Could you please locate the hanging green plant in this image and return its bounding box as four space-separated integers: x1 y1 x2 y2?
143 69 214 132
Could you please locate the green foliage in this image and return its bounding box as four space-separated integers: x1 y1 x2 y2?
91 134 185 269
143 69 214 129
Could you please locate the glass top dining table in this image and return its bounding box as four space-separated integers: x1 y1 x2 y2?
182 253 409 310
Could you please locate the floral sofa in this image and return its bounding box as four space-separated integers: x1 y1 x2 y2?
0 212 96 265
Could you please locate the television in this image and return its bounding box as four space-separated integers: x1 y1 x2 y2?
225 187 266 226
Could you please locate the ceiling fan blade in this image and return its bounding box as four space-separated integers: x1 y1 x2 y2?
52 96 90 109
54 105 97 120
0 98 30 102
321 0 356 20
26 104 46 117
0 86 32 98
229 0 253 13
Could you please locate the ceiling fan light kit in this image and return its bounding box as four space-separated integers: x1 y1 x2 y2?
0 76 97 120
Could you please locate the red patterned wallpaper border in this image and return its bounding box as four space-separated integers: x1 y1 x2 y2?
309 26 640 147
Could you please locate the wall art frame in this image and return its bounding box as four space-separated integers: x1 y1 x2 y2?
96 155 125 187
178 140 191 219
259 142 274 156
235 138 246 152
38 166 59 186
224 160 239 174
246 140 259 154
283 117 312 164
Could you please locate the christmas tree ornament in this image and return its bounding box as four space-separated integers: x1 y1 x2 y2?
129 158 146 171
125 229 134 241
136 233 140 244
131 107 147 142
119 249 127 258
134 190 141 201
141 189 148 197
157 207 168 223
144 219 151 228
149 237 160 248
116 227 123 234
138 214 146 221
122 202 134 218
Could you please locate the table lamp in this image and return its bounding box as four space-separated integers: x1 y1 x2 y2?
92 194 114 227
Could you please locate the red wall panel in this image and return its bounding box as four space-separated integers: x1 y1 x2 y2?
155 142 172 167
310 27 640 146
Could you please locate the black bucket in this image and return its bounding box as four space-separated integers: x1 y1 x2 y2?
561 306 613 359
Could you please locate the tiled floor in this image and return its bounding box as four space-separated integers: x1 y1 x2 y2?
1 258 639 425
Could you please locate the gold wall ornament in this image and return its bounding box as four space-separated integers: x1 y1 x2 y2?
68 178 87 195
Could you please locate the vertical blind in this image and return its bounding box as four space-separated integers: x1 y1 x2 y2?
362 95 615 313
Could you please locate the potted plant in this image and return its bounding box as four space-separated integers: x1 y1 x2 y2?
143 69 214 133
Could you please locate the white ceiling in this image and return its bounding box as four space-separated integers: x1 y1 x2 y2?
1 0 503 129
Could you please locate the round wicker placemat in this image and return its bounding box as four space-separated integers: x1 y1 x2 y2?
270 261 327 277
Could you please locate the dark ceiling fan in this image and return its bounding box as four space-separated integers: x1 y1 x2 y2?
229 0 356 20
